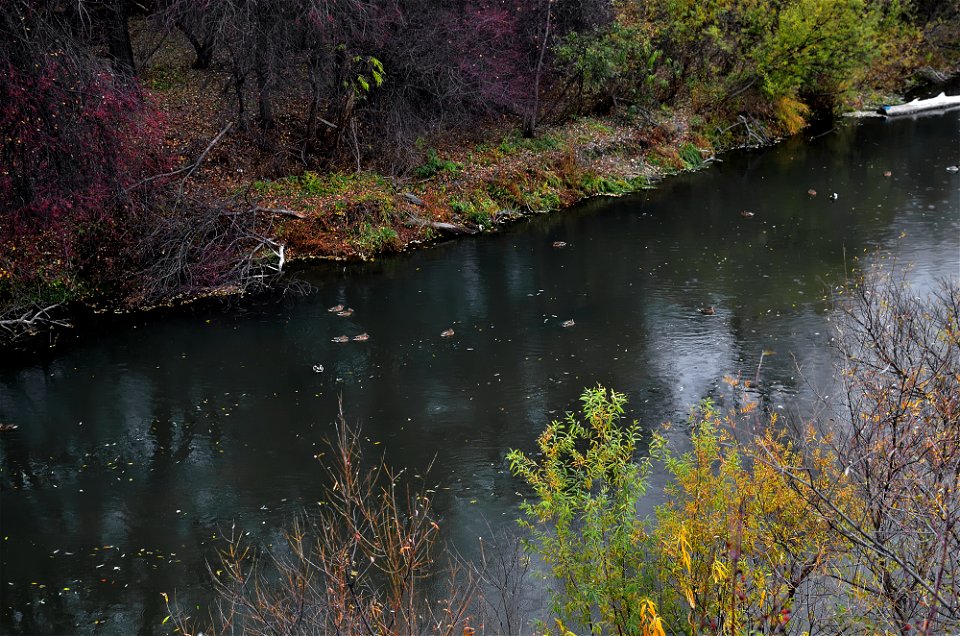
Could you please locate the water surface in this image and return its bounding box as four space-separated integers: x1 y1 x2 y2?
1 109 958 635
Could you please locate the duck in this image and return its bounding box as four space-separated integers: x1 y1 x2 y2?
561 319 575 328
312 364 324 373
331 335 350 343
829 192 838 200
740 210 755 218
699 306 716 315
352 333 370 342
0 423 18 433
947 165 959 173
552 241 568 248
807 189 817 197
336 308 354 317
328 304 345 313
440 328 455 338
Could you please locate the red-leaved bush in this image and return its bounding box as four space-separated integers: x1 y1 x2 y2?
0 50 170 300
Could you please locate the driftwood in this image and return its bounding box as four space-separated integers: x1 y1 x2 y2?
253 206 306 219
0 303 71 342
402 192 425 206
407 215 477 235
881 92 960 117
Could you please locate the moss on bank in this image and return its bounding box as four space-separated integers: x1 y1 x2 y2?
254 107 724 263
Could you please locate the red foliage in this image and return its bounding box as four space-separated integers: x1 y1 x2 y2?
0 53 170 293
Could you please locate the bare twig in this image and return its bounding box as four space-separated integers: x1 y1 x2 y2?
125 122 233 193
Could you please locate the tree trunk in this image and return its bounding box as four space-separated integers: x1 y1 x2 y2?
105 0 136 78
254 24 274 131
330 46 353 151
233 74 246 130
256 67 274 130
523 0 553 138
178 23 214 70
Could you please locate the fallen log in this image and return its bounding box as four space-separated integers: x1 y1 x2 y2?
880 92 960 117
407 215 477 235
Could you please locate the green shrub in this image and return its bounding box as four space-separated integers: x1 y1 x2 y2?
415 149 462 178
554 18 664 110
508 387 664 636
753 0 884 104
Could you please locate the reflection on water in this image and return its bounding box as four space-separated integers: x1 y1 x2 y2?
1 110 958 634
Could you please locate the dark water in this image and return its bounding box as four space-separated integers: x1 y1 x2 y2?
2 110 958 635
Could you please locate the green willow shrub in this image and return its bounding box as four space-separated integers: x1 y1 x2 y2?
752 0 884 105
554 19 664 111
641 0 776 98
509 388 852 635
507 386 665 636
634 0 912 127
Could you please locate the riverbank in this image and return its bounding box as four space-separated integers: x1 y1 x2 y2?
3 7 958 351
138 17 959 266
139 23 960 267
0 79 948 355
246 107 712 261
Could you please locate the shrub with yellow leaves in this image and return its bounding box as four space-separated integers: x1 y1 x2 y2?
652 401 848 635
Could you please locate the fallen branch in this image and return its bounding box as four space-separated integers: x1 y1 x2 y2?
125 122 234 193
407 215 477 235
0 303 71 340
253 206 306 219
182 122 234 182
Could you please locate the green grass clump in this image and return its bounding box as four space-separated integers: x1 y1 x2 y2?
451 194 499 228
355 223 399 256
679 143 705 170
415 150 463 178
579 172 647 195
254 171 394 199
498 131 564 155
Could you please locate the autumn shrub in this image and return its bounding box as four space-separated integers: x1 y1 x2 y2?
165 415 482 636
759 267 960 634
653 402 848 635
509 386 851 636
508 387 665 636
0 13 171 319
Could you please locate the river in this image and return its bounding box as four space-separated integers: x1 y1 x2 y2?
1 106 958 635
